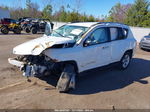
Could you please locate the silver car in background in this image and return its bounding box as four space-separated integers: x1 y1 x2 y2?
139 33 150 50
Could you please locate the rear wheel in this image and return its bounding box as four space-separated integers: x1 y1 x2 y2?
118 52 131 70
25 28 30 33
1 26 9 34
31 27 37 34
13 27 21 34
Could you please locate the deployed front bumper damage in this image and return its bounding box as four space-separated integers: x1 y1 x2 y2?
8 55 76 92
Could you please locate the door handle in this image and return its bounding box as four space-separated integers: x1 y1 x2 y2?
102 46 109 49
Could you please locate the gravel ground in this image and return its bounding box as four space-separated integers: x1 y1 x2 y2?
0 32 150 109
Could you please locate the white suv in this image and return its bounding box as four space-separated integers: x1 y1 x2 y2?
8 22 136 92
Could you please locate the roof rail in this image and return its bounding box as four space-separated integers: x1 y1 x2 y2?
102 22 124 24
91 22 126 27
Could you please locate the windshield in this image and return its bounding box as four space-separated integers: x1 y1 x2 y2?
48 25 89 42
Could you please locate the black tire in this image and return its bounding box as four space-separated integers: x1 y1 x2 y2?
118 52 131 70
1 26 9 34
31 27 37 34
56 64 76 93
13 27 21 34
139 46 144 50
25 28 30 33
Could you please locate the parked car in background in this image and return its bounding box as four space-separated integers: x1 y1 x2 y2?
8 22 136 92
0 18 16 25
139 33 150 50
24 18 54 34
19 18 33 32
0 18 21 34
18 17 31 23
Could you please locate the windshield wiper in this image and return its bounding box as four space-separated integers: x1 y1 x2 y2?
53 30 64 37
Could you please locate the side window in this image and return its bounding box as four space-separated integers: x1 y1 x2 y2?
11 19 16 23
110 27 128 41
110 28 118 41
6 19 11 22
85 28 109 46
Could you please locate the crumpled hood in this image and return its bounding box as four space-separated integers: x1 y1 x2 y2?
13 36 75 55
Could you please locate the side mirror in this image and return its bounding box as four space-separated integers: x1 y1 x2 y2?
83 39 91 47
45 22 52 36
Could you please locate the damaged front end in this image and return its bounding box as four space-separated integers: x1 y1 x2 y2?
8 54 61 77
8 54 76 92
8 34 78 92
8 20 84 92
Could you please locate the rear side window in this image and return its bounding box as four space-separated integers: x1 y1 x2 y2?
110 27 128 41
110 28 118 41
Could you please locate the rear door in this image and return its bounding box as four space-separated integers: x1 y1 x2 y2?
109 27 129 63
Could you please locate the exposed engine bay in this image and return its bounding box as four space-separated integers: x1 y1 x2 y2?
13 55 62 77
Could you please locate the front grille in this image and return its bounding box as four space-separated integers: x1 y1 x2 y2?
141 42 150 49
141 41 150 45
142 45 150 47
142 43 150 47
146 38 150 40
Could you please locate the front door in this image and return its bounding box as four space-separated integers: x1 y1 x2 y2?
80 27 111 71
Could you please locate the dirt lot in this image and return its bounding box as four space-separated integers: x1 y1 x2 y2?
0 33 150 109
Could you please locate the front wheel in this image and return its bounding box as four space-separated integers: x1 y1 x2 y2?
31 27 37 34
1 26 9 34
56 64 76 93
118 52 131 70
25 27 30 33
13 27 21 34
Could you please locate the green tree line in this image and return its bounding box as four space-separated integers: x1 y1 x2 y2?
0 0 149 27
106 0 150 27
0 0 97 22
